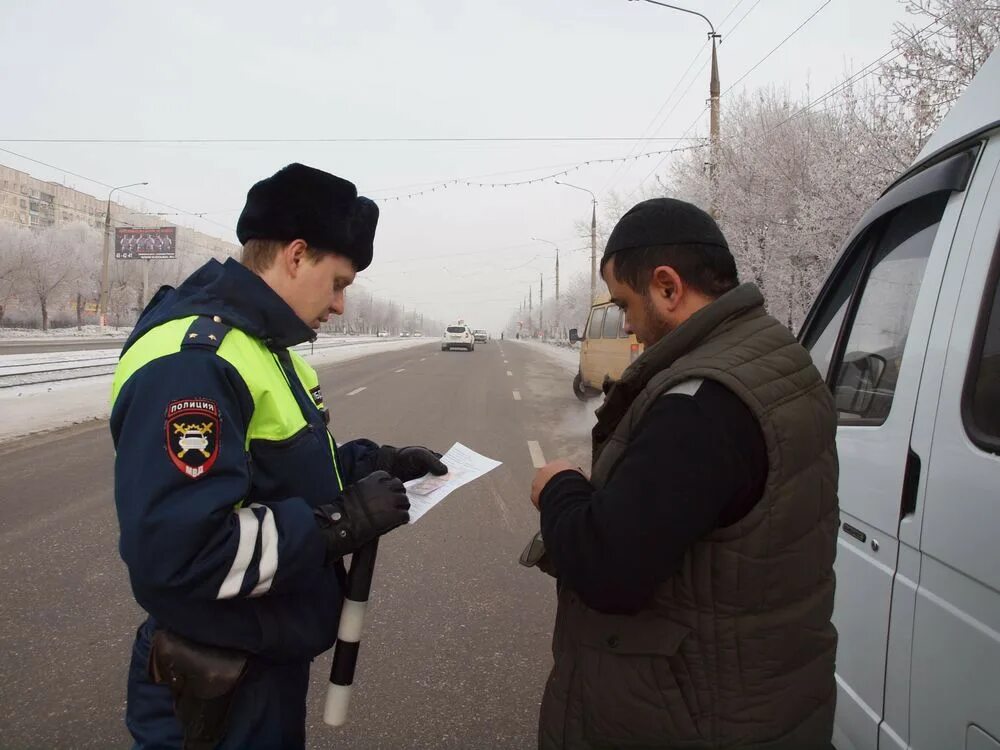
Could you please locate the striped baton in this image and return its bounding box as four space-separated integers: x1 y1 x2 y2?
324 539 379 726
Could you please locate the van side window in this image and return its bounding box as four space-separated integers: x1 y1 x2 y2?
801 257 865 380
965 251 1000 450
832 192 948 425
588 306 606 340
603 306 622 339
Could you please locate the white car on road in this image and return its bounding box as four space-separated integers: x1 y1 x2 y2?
442 325 475 352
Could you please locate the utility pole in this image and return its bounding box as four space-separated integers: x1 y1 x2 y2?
529 288 533 334
99 181 147 326
709 33 721 218
555 248 560 339
539 272 544 339
628 0 721 217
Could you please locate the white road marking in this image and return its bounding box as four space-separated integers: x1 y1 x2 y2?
507 370 513 376
347 387 366 396
420 358 426 361
395 368 406 373
512 390 521 401
527 440 546 468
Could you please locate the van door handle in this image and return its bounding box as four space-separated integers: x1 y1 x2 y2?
842 523 867 543
900 448 921 519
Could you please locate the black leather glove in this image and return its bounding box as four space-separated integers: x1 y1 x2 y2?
314 471 410 562
375 444 448 482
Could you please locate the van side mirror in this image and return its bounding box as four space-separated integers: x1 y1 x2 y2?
835 352 889 418
569 328 583 343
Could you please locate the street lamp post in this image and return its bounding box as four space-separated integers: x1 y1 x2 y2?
99 181 148 326
627 0 721 217
531 237 561 339
554 181 598 301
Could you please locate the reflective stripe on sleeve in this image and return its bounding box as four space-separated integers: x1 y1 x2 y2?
217 507 259 599
250 503 279 597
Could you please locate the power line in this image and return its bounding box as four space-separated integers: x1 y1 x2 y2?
0 136 701 145
724 0 766 38
606 0 766 194
751 17 948 142
720 0 834 97
632 0 837 192
0 145 235 235
632 15 949 199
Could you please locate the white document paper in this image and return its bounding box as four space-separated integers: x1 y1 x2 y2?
404 442 502 523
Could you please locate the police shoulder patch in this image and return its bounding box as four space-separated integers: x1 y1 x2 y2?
165 398 221 479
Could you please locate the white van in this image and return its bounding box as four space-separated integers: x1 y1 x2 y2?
796 49 1000 750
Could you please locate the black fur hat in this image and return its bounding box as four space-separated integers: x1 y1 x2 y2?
236 163 379 271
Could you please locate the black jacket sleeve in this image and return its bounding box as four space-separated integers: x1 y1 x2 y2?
539 380 767 614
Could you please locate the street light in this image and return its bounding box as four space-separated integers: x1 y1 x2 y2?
531 237 561 339
554 181 598 300
99 181 148 326
627 0 721 217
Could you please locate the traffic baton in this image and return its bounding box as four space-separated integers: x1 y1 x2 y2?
324 539 379 726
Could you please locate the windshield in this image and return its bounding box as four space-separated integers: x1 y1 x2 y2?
447 326 466 333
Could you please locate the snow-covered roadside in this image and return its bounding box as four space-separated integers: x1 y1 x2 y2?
0 325 132 340
508 339 580 375
0 338 432 444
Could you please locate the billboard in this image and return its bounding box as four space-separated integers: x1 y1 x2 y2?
115 227 176 260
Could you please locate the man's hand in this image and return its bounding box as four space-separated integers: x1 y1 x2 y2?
376 445 448 482
531 460 585 510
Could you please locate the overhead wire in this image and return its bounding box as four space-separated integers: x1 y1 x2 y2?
631 0 837 193
603 0 751 193
0 136 699 145
0 145 235 235
720 0 834 97
607 0 766 194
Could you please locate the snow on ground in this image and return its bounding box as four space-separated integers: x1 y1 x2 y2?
0 337 432 444
507 339 580 375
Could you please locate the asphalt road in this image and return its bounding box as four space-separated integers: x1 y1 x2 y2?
0 339 597 749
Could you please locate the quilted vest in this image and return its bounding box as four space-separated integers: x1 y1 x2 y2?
539 284 839 750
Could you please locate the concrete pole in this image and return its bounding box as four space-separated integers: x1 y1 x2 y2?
99 199 113 326
539 272 544 339
98 181 147 327
709 36 721 218
590 201 597 300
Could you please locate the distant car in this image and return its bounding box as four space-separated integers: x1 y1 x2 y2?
473 329 489 343
442 325 475 352
413 332 423 338
400 332 411 337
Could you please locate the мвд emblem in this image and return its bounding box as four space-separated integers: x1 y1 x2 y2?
165 399 220 479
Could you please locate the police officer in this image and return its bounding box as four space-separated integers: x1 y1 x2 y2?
111 163 447 749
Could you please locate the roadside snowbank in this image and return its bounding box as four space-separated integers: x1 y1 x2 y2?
507 339 580 375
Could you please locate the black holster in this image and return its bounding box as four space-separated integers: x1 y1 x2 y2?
148 629 249 750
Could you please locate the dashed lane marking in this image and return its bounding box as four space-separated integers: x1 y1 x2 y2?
527 440 546 468
512 390 521 401
395 368 406 373
507 370 513 376
347 387 366 396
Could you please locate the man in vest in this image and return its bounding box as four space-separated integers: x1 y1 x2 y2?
111 163 447 749
528 198 839 749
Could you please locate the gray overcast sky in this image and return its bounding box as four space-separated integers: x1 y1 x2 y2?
1 0 909 331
